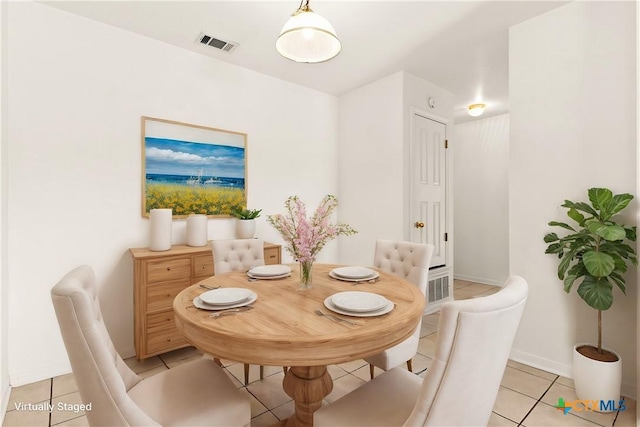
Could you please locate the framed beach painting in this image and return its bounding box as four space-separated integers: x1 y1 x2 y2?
141 116 247 217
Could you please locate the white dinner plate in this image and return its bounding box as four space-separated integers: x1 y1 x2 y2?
323 296 394 317
248 264 292 277
332 266 377 279
331 291 389 313
199 287 254 305
247 272 292 280
329 270 380 282
193 292 257 311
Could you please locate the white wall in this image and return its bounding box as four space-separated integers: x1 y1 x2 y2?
509 1 637 397
0 0 9 418
6 1 339 385
337 72 453 267
337 73 404 266
453 114 509 286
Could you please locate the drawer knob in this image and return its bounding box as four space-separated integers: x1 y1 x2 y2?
166 267 171 271
202 265 206 269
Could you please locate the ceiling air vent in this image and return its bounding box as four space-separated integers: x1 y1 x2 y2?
197 32 238 53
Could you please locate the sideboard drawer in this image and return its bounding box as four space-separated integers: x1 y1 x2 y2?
146 280 189 312
264 247 281 265
146 258 191 284
147 310 176 333
193 254 214 279
147 327 188 355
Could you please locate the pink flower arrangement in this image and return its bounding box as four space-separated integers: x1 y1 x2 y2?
267 195 357 263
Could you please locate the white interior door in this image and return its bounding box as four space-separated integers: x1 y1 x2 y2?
410 114 447 268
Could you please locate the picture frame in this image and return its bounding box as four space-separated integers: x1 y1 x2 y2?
141 116 247 217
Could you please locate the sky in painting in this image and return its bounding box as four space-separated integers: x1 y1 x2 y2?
145 137 245 178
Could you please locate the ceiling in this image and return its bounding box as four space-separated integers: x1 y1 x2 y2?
40 0 569 123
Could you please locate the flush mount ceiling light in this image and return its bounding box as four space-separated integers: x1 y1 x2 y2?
468 103 486 117
276 0 342 63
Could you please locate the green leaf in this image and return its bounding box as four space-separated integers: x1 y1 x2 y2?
625 226 636 241
582 251 615 277
588 188 613 212
609 272 627 294
577 276 613 310
545 243 563 254
597 225 626 241
544 233 559 243
557 249 578 279
567 208 586 226
562 200 599 217
563 275 578 293
606 193 633 217
585 219 603 235
548 221 575 232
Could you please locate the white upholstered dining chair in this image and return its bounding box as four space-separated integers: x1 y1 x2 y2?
365 239 435 379
211 238 266 384
315 275 528 427
211 238 265 275
51 265 251 427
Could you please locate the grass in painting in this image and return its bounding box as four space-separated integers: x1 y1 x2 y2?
145 183 245 216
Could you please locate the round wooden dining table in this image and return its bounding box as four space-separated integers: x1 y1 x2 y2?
173 263 425 427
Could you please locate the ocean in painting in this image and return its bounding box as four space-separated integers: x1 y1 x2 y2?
146 173 245 190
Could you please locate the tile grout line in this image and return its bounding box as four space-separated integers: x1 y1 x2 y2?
517 376 561 426
48 378 53 427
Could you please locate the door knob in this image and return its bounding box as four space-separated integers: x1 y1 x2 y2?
414 221 425 229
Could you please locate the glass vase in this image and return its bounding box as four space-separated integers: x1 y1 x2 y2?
299 261 313 290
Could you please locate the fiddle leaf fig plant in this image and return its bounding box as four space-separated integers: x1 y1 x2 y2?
544 188 637 355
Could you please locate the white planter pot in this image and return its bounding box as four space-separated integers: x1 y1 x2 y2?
573 344 622 412
235 219 256 239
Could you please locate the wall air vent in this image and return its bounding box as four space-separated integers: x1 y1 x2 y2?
197 32 238 53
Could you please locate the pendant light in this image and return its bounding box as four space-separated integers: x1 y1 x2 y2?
276 0 342 63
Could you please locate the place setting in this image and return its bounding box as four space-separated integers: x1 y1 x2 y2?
246 264 292 281
324 290 394 318
329 266 380 283
193 287 257 317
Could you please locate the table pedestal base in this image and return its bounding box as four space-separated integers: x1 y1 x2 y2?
282 366 333 427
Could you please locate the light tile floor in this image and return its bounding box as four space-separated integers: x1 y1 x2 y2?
3 280 636 426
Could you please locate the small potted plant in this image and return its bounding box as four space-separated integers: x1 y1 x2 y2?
544 187 636 408
231 207 262 239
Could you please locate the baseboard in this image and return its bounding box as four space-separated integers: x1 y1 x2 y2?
453 273 504 287
509 348 636 400
9 361 71 388
509 347 572 378
1 383 10 426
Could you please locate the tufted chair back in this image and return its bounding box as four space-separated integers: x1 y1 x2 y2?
51 265 158 426
373 240 434 293
405 275 528 426
365 240 434 376
212 239 265 274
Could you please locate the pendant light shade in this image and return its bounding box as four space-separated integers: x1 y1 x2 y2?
276 1 341 63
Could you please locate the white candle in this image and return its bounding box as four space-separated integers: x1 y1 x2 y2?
186 214 208 247
149 209 172 251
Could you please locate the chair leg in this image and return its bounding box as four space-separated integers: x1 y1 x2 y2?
406 359 413 372
283 366 288 374
369 364 375 380
213 358 223 367
260 365 264 380
244 363 250 385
